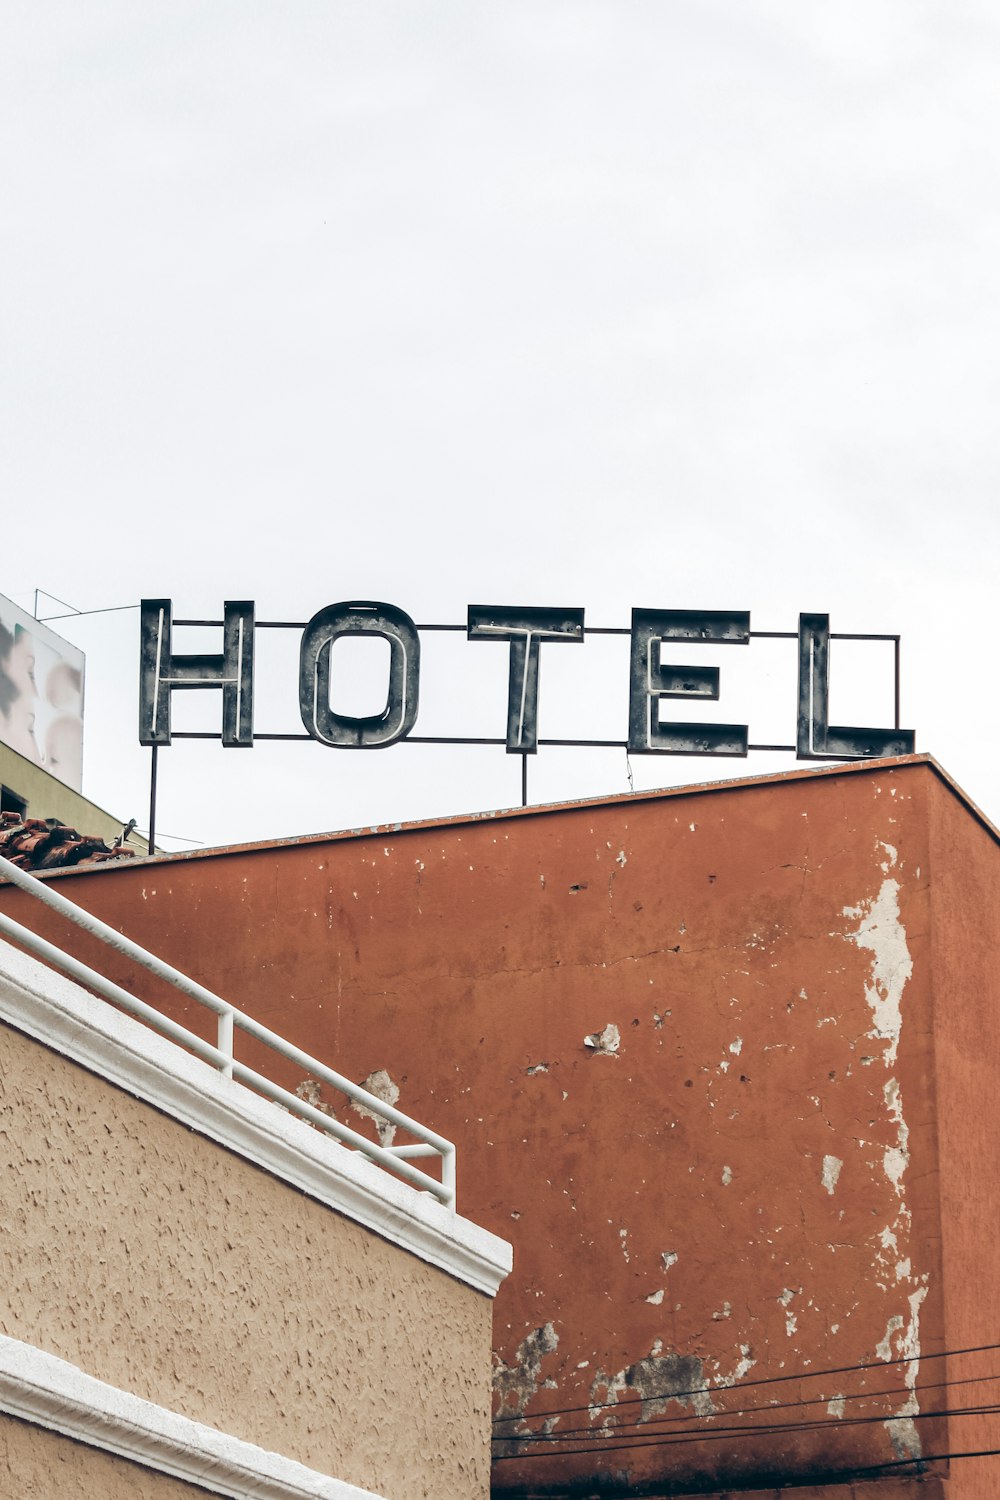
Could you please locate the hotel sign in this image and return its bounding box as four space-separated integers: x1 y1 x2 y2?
139 600 914 763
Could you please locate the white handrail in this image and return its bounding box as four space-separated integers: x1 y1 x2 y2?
0 853 456 1208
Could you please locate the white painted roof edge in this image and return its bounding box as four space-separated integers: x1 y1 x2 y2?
0 936 512 1297
0 1333 387 1500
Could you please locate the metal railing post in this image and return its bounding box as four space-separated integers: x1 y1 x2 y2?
217 1009 234 1079
442 1146 457 1210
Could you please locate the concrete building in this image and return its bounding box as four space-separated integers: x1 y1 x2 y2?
1 753 998 1497
0 740 147 851
0 869 511 1498
0 590 145 851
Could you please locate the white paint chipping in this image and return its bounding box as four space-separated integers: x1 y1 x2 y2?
878 1286 928 1461
841 861 923 1458
876 1314 903 1363
721 1165 733 1186
646 1289 664 1305
713 1345 756 1388
350 1069 400 1147
841 875 912 1068
882 1077 910 1194
827 1394 846 1419
584 1023 620 1055
821 1155 843 1195
778 1287 799 1336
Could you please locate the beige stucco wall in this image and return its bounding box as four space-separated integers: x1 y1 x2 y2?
0 1414 216 1500
0 1019 493 1500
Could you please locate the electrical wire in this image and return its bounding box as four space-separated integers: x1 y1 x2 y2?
492 1338 1000 1426
494 1368 1000 1446
493 1398 1000 1461
853 1446 1000 1476
36 603 139 623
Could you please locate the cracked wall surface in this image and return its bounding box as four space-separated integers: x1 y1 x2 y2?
3 757 991 1496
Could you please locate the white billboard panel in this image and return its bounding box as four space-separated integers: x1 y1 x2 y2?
0 594 85 791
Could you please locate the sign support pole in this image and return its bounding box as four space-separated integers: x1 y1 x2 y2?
148 744 158 857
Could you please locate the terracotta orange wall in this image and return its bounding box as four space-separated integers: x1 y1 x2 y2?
925 776 1000 1500
3 759 991 1496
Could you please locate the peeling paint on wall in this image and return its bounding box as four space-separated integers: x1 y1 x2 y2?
294 1077 336 1118
842 873 912 1069
821 1154 843 1195
493 1323 561 1451
841 848 924 1463
881 1076 910 1195
779 1287 799 1337
590 1348 715 1428
715 1344 756 1387
877 1285 928 1460
350 1069 400 1147
583 1023 620 1055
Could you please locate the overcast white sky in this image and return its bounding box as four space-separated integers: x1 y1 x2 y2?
2 2 998 849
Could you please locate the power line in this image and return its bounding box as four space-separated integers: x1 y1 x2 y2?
853 1445 1000 1477
132 826 204 847
496 1368 1000 1446
494 1398 1000 1461
38 604 139 623
30 586 140 623
493 1339 1000 1426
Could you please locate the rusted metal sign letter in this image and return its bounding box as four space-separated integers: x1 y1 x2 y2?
797 613 914 760
299 601 420 748
467 606 585 753
139 600 914 763
628 609 750 756
139 598 254 748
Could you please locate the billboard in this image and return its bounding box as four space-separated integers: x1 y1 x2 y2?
0 593 85 791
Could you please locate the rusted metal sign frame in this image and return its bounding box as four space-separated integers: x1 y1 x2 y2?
142 607 909 855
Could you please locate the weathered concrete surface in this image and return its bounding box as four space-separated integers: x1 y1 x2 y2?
2 755 996 1496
